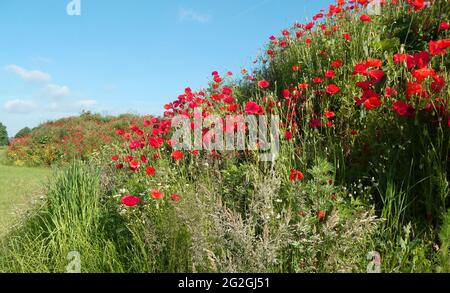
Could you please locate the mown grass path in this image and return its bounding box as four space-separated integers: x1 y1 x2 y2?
0 147 50 236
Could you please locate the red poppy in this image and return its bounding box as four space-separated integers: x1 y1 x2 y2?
439 21 450 31
170 194 181 202
318 210 327 221
258 80 270 89
325 70 336 78
121 195 141 207
429 39 450 55
282 89 291 99
309 119 322 128
145 166 156 176
290 169 305 182
364 97 382 110
129 160 140 171
407 0 426 11
326 84 340 95
111 156 119 161
385 87 398 98
285 131 293 141
324 111 335 118
392 101 416 117
245 101 262 115
331 59 343 69
171 150 184 161
412 68 436 82
343 32 350 41
360 15 371 22
151 189 164 200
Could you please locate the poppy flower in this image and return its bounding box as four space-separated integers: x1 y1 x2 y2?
171 150 184 161
324 111 335 118
129 160 140 171
385 87 398 98
111 155 119 161
407 0 426 11
282 89 291 99
325 70 336 78
258 80 270 89
364 97 382 110
292 65 301 71
151 189 164 200
309 119 322 128
326 84 340 95
121 195 141 207
145 166 156 176
429 39 450 55
412 68 436 82
392 101 416 117
313 77 324 84
285 131 293 141
439 21 450 31
343 32 351 41
318 210 327 221
331 59 343 69
171 194 181 202
360 15 371 22
245 101 262 115
289 169 305 182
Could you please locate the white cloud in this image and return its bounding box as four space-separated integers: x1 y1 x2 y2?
5 64 52 83
46 99 97 112
3 99 37 114
76 99 97 108
178 7 211 24
42 84 71 100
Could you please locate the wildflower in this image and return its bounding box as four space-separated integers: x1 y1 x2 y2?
360 15 371 22
258 79 270 89
364 97 382 110
129 160 140 171
324 111 335 118
331 59 343 69
145 166 156 176
285 131 293 141
325 70 336 78
245 101 262 115
439 21 450 31
318 210 327 221
290 169 305 182
429 39 450 55
111 155 119 161
392 101 416 117
121 195 141 207
171 150 184 161
326 84 340 95
343 32 351 41
171 194 181 202
151 189 164 200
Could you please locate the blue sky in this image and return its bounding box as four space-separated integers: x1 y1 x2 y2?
0 0 332 136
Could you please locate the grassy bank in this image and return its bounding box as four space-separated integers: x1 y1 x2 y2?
0 147 50 236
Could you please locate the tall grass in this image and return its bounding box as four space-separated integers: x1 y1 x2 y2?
0 162 149 272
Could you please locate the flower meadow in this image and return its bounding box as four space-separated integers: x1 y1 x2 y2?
1 0 450 273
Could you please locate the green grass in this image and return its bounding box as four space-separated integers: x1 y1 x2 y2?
0 147 50 235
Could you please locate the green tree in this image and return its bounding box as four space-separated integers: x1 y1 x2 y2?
0 123 8 146
14 127 32 139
